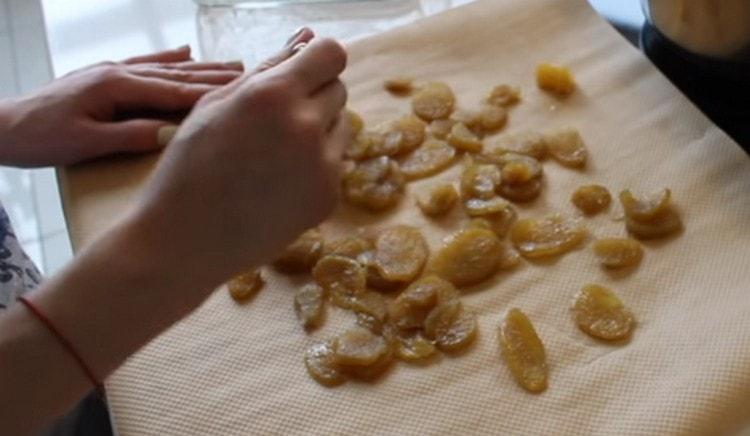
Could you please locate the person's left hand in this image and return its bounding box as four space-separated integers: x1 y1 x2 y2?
0 45 243 167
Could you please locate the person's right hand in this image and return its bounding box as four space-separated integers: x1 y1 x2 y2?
128 30 349 299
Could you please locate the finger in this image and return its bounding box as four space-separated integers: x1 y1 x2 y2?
153 60 245 72
109 76 219 112
128 67 242 85
89 120 176 157
280 37 347 93
122 45 192 65
309 79 347 126
252 27 315 74
324 115 349 164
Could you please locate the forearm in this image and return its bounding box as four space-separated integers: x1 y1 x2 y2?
0 98 18 165
0 212 220 434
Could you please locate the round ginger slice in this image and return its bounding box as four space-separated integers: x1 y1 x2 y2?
390 115 427 154
545 128 587 168
510 214 586 259
572 284 635 341
346 109 364 138
342 156 405 211
619 188 672 222
395 331 437 362
384 77 414 95
294 283 325 330
467 202 517 238
373 225 428 283
448 122 483 153
498 178 543 203
227 269 264 302
351 290 389 334
485 84 521 107
428 227 504 287
424 300 478 353
312 255 366 309
417 183 459 217
625 210 682 239
489 131 547 160
499 153 543 185
510 214 585 258
592 238 643 268
478 104 508 132
499 309 548 393
412 81 456 121
400 139 456 181
460 163 501 200
273 228 324 273
464 196 512 217
389 275 459 330
435 310 477 353
333 326 390 367
428 119 457 139
304 341 347 387
571 184 611 215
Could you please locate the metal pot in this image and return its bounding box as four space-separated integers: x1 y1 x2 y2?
642 0 750 60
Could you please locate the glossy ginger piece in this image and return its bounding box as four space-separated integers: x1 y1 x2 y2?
423 299 478 352
274 228 324 273
448 122 483 153
394 331 437 362
342 156 405 211
460 162 501 200
373 225 428 283
389 275 459 331
571 184 611 215
428 227 505 287
498 308 548 393
510 214 586 259
346 109 364 137
428 119 457 139
332 326 391 367
384 77 414 95
305 341 348 386
417 183 459 217
536 63 576 96
489 131 547 161
620 188 682 239
477 104 508 133
294 283 325 330
312 254 366 309
572 284 635 341
400 139 456 181
227 269 264 302
412 81 456 121
544 128 588 168
485 84 521 107
592 238 643 268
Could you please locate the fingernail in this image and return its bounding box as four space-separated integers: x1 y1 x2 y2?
157 125 179 148
224 60 244 69
285 26 307 46
291 42 308 54
175 44 190 51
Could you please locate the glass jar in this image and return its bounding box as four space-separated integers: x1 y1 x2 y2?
194 0 425 65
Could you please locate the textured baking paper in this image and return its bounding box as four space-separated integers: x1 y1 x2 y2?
59 0 750 434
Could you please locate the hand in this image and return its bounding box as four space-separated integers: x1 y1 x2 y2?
130 31 349 291
0 45 243 167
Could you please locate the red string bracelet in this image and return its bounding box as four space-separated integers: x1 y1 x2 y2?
16 296 105 398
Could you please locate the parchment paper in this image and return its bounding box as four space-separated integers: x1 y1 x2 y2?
58 0 750 434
